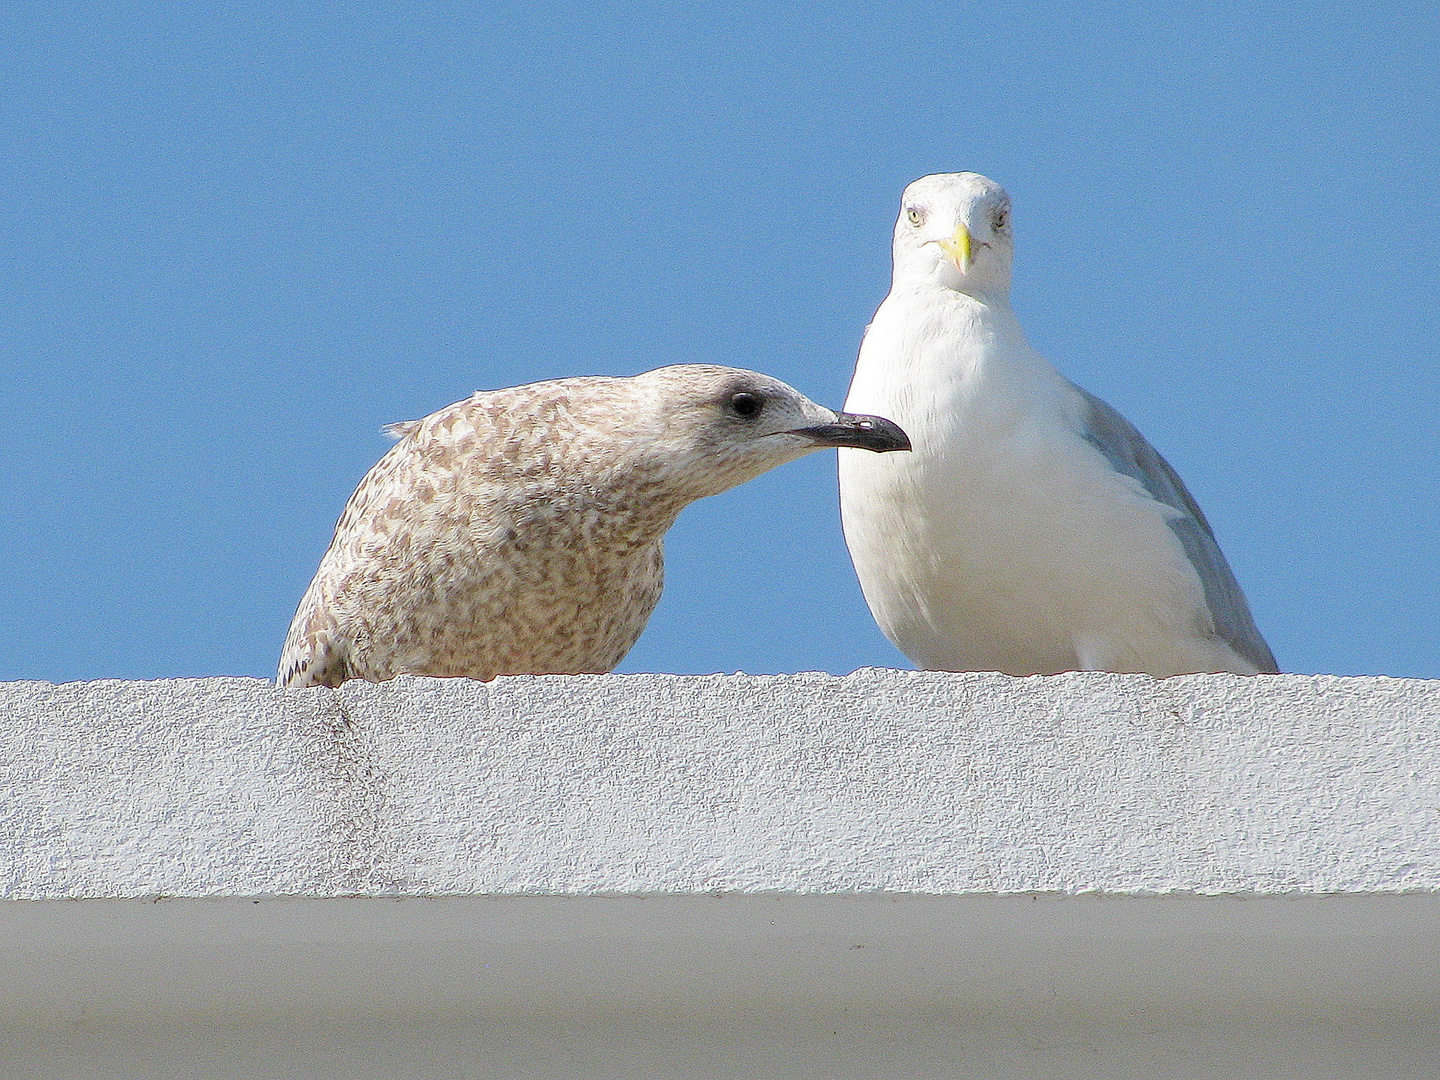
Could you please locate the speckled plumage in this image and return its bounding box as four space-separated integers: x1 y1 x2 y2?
279 364 909 687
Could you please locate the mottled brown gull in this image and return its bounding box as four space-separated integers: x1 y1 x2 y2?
279 364 909 687
840 172 1276 677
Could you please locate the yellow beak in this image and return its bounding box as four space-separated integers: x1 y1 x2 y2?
936 223 973 272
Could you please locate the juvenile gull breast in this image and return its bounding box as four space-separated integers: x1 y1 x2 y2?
839 173 1277 677
279 363 908 687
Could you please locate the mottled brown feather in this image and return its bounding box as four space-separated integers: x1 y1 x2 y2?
277 364 871 687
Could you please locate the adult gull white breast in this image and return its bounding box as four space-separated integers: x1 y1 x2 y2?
279 363 909 687
839 172 1277 677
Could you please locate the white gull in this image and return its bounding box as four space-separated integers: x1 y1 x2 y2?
839 172 1276 677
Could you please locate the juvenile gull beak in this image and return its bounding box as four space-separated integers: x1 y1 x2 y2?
790 412 911 453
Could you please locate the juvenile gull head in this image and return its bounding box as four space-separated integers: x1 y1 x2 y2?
278 363 908 687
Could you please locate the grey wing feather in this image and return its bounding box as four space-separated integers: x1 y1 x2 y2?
1075 387 1279 673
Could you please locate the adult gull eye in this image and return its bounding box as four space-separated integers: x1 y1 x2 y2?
728 392 763 419
906 207 924 227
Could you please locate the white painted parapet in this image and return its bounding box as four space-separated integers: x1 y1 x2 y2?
5 670 1438 898
2 671 1439 1078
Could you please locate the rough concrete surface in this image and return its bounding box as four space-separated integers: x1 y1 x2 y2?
2 669 1437 899
4 670 1439 1078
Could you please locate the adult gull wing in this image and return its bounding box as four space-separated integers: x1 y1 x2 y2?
1074 386 1278 674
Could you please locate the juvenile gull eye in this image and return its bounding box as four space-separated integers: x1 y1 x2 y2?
727 392 763 419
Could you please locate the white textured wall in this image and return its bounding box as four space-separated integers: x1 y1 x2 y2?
3 670 1439 1079
3 670 1438 898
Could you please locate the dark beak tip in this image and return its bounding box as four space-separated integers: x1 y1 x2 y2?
837 412 912 453
794 413 912 453
858 416 912 453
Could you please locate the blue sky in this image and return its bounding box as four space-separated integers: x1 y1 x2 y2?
2 1 1436 683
